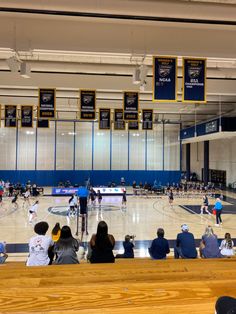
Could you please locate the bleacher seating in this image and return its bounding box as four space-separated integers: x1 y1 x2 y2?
0 258 236 313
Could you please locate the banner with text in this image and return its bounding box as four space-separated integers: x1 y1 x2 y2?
128 121 139 130
123 91 139 121
153 56 177 101
80 90 96 120
114 109 125 130
5 105 17 127
142 109 153 130
21 106 33 128
183 58 206 103
38 88 56 118
99 108 111 130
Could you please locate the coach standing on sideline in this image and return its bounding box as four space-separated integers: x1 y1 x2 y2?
214 198 223 227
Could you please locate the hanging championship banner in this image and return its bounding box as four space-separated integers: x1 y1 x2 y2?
142 109 153 130
38 88 56 118
183 58 206 103
123 91 139 121
5 105 17 127
153 56 177 101
80 90 96 120
99 108 111 130
114 109 125 130
128 121 139 130
37 119 49 128
21 105 33 128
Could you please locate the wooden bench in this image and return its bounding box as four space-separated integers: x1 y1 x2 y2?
0 258 236 313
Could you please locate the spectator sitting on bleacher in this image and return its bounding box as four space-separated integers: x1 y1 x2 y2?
54 226 79 265
149 228 170 260
51 223 61 243
116 235 135 259
199 226 222 258
215 296 236 314
8 183 14 197
174 224 197 259
89 221 115 263
48 222 61 265
120 177 125 186
220 233 234 257
32 184 38 197
26 221 54 266
0 241 8 264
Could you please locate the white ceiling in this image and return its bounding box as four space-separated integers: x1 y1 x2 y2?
0 0 236 127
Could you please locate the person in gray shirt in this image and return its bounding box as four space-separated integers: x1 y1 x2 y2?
199 226 222 258
54 225 79 264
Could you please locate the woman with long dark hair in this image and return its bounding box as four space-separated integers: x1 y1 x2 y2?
54 225 79 264
89 221 115 263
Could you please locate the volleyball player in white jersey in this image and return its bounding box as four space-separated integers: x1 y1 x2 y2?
29 200 39 224
68 194 78 218
23 189 31 209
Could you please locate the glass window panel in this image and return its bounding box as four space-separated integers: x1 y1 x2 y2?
147 124 163 170
75 122 92 170
18 122 36 170
0 127 16 170
112 130 128 170
94 123 110 170
56 121 74 170
129 130 145 170
37 121 55 170
164 124 180 170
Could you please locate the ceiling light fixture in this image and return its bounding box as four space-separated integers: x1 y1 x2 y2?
132 67 141 85
20 62 31 78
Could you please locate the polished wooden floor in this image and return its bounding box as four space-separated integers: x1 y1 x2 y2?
0 188 236 248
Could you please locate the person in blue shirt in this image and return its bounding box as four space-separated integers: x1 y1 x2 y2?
174 224 197 259
116 235 135 259
214 198 223 226
149 228 170 260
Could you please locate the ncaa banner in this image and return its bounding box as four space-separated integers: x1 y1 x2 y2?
123 91 139 121
183 58 206 103
80 90 96 120
153 56 177 101
128 121 139 130
114 109 125 130
99 108 111 130
142 109 153 130
21 105 33 128
5 105 17 127
38 88 56 118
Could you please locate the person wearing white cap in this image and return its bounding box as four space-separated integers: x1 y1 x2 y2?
174 224 197 259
